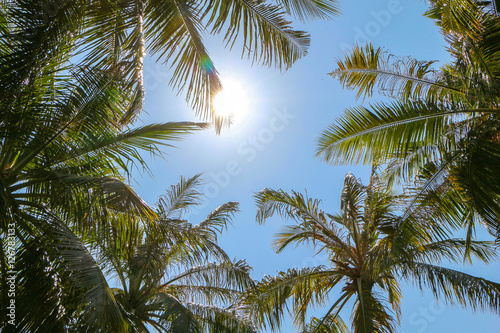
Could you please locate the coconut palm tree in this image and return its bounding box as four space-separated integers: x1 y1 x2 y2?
242 172 500 332
0 58 208 330
1 0 340 129
80 174 257 332
8 175 259 332
316 1 500 240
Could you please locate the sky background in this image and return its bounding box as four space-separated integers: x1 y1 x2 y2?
133 0 500 331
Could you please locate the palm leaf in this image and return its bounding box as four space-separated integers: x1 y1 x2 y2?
331 43 465 102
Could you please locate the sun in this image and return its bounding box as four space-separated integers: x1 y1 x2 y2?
213 80 249 119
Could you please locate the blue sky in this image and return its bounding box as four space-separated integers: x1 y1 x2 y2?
134 0 500 331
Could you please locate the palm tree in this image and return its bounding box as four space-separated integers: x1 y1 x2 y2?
7 175 259 332
78 174 258 332
2 0 340 129
242 172 500 332
0 57 207 330
316 1 500 240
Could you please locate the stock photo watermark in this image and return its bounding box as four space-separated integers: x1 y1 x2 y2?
406 300 445 333
5 223 16 326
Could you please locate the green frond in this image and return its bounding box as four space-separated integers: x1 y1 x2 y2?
241 266 343 329
197 201 240 236
157 174 205 219
400 262 500 313
205 0 310 70
331 43 465 102
51 122 209 174
164 259 255 293
452 136 500 240
255 188 352 255
155 293 202 333
186 302 258 332
315 100 481 165
255 188 326 226
425 0 484 37
301 313 349 333
13 211 127 332
352 288 397 333
147 0 225 129
409 238 498 265
164 284 241 305
276 0 340 22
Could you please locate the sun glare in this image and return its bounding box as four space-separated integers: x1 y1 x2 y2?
213 80 249 120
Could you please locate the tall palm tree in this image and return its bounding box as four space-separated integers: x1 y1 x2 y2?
1 0 340 129
316 0 500 240
7 175 259 332
0 57 206 330
242 172 500 332
77 174 258 332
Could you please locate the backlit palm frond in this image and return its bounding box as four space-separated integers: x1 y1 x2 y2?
11 210 126 332
205 0 310 70
241 266 342 330
255 188 350 254
165 284 241 305
0 0 85 103
255 188 326 226
154 293 202 333
331 43 465 103
150 219 231 266
382 145 441 186
275 0 340 22
433 3 500 100
196 201 240 238
25 171 155 223
46 122 208 175
186 302 258 332
157 174 204 219
164 259 255 293
315 100 481 165
400 262 500 313
408 238 498 265
146 0 225 129
82 0 147 123
352 288 396 333
425 0 485 37
451 136 500 241
340 172 365 226
301 314 349 333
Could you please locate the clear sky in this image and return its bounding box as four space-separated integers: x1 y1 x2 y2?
134 0 500 331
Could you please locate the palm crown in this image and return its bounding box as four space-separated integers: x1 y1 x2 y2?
316 0 500 240
242 172 500 333
84 175 258 332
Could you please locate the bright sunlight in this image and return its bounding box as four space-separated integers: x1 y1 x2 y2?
213 80 249 120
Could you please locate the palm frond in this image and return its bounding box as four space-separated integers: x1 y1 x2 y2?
400 262 500 313
205 0 310 70
241 266 343 329
301 313 349 333
315 101 483 165
331 43 465 102
186 302 258 332
275 0 340 22
157 174 204 219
